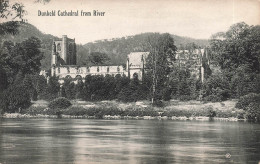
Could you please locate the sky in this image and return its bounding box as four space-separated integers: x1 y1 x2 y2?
11 0 260 44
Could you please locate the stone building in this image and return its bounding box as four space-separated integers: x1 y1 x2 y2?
175 49 209 82
50 35 208 83
51 36 128 83
52 35 77 66
126 52 149 81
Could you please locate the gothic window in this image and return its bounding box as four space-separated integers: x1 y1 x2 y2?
87 67 90 72
107 67 109 73
57 43 61 51
67 67 70 73
65 75 72 80
76 67 80 74
69 44 73 52
117 66 120 72
75 75 82 81
97 67 99 72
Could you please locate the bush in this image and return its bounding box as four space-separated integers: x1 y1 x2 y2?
162 88 172 101
245 103 260 121
48 97 72 110
153 100 164 107
204 95 222 102
206 107 216 117
235 93 260 110
179 95 191 101
0 85 31 113
236 109 246 119
21 106 47 115
203 88 230 102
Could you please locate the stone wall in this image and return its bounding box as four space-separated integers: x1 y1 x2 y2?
53 65 126 83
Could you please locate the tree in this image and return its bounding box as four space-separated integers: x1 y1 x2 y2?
210 22 260 73
0 0 50 35
0 65 8 92
210 22 260 98
0 85 31 113
63 78 76 100
44 76 60 100
0 37 43 86
88 52 110 65
144 33 177 103
74 80 84 99
0 0 27 35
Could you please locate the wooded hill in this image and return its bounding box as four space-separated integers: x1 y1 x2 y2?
0 22 209 70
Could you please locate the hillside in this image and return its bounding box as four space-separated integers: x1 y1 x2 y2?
1 22 209 70
80 33 209 66
0 22 59 70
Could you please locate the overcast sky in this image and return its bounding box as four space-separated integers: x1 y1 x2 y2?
14 0 260 44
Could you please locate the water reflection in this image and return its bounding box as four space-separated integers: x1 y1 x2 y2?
0 119 259 164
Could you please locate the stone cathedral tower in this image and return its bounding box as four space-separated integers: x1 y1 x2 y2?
52 35 77 66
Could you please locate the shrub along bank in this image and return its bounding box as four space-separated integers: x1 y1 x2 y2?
14 98 247 121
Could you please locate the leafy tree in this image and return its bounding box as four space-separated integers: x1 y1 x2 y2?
43 76 60 100
210 22 260 73
103 74 116 100
74 80 84 99
88 52 110 65
63 78 76 100
0 37 43 86
144 33 177 103
48 97 72 110
23 74 35 100
0 65 8 92
0 85 31 113
210 22 260 98
202 73 230 102
0 0 26 35
31 74 47 97
114 74 130 94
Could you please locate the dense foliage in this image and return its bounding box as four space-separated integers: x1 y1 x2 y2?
235 93 260 121
235 93 260 110
0 85 31 113
205 22 260 101
0 37 43 113
48 97 72 110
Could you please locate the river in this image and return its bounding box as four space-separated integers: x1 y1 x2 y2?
0 119 259 164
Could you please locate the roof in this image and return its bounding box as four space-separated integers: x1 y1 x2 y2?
128 52 149 66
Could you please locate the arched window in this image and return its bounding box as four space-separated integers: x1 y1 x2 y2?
69 44 73 53
65 75 72 80
133 72 138 79
117 66 120 72
107 67 109 73
97 67 99 72
57 43 61 51
75 75 82 81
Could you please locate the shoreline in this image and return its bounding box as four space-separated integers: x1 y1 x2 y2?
0 113 246 122
1 99 249 122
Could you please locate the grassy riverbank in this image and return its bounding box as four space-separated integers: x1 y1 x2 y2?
1 99 246 121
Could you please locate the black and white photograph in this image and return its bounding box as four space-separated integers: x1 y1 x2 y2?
0 0 260 163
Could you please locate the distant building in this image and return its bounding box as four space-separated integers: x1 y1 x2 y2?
51 35 77 66
175 49 209 82
50 35 208 83
51 35 128 83
127 52 149 81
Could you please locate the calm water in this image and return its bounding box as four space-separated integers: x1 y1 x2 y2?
0 119 259 164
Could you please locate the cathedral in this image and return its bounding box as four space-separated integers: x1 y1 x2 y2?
51 35 148 83
50 35 208 84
